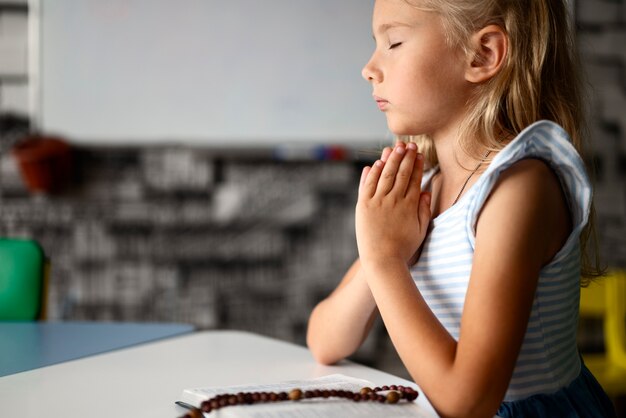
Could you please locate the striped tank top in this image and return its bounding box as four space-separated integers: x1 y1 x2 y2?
411 120 592 401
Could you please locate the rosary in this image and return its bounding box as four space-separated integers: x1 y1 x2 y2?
178 384 419 417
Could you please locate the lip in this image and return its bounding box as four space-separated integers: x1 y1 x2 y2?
373 95 389 110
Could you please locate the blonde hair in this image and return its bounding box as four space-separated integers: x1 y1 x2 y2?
399 0 603 280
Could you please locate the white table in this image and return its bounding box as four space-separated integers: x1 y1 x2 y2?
0 330 439 417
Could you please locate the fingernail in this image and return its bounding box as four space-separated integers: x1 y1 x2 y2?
375 160 383 167
395 146 405 154
416 153 424 160
407 142 417 151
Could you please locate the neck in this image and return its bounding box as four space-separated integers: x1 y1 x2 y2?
426 122 493 214
430 123 485 182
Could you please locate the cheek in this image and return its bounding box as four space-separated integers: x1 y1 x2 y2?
399 64 446 104
418 58 468 104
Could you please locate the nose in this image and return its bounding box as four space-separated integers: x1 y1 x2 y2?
361 55 382 83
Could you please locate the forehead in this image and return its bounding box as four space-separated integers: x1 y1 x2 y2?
372 0 429 33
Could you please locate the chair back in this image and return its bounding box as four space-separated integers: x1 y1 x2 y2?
580 271 626 369
604 272 626 368
0 238 48 320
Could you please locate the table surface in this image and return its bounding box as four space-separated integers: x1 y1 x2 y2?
0 330 439 417
0 321 195 377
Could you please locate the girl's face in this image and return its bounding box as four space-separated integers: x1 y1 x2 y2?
362 0 471 139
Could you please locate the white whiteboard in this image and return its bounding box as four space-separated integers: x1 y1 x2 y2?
39 0 389 145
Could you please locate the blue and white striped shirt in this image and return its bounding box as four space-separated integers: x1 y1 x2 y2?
411 120 591 401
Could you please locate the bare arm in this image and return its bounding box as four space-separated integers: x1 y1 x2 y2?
306 259 379 364
356 145 570 418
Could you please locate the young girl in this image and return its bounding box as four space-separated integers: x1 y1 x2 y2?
307 1 616 417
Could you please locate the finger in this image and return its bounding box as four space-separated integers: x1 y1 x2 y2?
376 143 406 196
406 148 426 199
359 166 371 195
389 143 417 198
380 147 393 163
381 139 404 162
361 160 384 198
418 192 432 228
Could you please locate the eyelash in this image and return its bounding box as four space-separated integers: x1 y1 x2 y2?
389 42 402 50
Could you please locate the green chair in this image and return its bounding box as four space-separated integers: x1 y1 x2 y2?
0 238 48 320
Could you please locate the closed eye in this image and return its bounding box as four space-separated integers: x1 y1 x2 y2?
389 42 402 49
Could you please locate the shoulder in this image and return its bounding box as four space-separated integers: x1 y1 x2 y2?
479 157 564 225
466 121 589 264
494 157 560 193
476 157 571 267
495 120 583 170
471 120 587 216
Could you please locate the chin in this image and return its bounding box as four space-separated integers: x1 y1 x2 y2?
387 124 420 137
387 122 432 139
385 118 424 137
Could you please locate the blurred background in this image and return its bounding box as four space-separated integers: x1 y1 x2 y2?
0 0 625 382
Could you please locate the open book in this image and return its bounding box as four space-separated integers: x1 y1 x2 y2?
179 374 435 417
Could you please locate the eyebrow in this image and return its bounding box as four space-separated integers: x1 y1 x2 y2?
372 21 414 39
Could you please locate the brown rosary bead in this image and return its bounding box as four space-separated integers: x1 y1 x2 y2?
360 387 372 395
400 387 419 401
386 391 400 404
200 401 210 412
288 388 302 401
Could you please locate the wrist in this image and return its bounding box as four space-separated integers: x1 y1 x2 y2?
360 256 408 277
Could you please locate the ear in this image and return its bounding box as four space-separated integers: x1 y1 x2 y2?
465 25 508 84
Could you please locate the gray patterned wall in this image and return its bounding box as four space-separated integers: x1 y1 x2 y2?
0 0 625 379
578 0 626 267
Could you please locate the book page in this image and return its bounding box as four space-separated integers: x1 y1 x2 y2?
180 374 435 417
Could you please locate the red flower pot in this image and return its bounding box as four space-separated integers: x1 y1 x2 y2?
12 136 73 194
